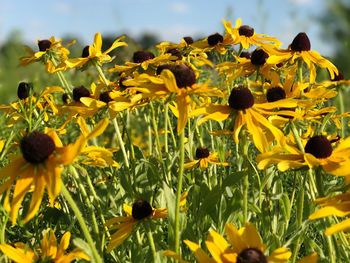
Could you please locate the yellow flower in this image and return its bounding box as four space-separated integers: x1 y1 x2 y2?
217 48 280 85
184 147 229 169
20 36 72 73
106 193 188 252
194 86 297 152
109 52 173 74
124 64 223 134
257 135 350 176
191 32 234 55
184 222 291 263
0 229 90 263
309 191 350 235
65 32 127 69
0 129 84 224
223 18 282 49
267 32 338 83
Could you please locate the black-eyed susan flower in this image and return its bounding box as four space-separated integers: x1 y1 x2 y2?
194 86 297 152
267 32 338 83
257 135 350 176
20 36 72 73
191 31 234 55
217 48 280 85
109 51 173 75
0 229 89 262
124 63 223 133
0 129 84 224
65 32 127 69
184 147 229 169
309 191 350 235
183 222 291 262
106 193 187 252
223 18 282 50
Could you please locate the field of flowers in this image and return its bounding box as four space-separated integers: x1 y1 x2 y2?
0 18 349 263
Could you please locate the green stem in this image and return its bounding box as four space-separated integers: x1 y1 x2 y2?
164 104 169 153
70 166 100 238
94 61 109 87
243 172 249 223
290 121 304 153
61 184 102 263
112 117 130 168
338 87 345 138
174 130 185 254
145 223 157 261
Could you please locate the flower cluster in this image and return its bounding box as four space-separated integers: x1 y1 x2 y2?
0 18 349 262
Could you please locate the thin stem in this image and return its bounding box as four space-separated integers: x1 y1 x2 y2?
290 121 304 153
94 61 109 86
61 184 102 263
174 130 185 254
338 86 345 138
243 172 249 223
112 117 130 168
145 223 157 261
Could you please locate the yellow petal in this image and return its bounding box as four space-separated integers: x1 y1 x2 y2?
107 222 134 252
268 247 292 262
161 70 179 93
94 32 102 53
22 175 46 223
184 240 213 263
87 118 109 140
0 244 34 263
325 217 350 236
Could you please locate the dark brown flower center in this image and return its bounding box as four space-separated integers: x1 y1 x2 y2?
237 248 267 263
20 131 56 164
240 51 251 59
132 199 153 220
266 87 286 102
99 91 112 103
290 32 311 52
228 86 254 110
239 25 255 37
251 49 269 66
38 40 52 52
167 48 182 60
132 51 155 63
156 64 172 75
207 33 223 46
305 135 333 159
195 147 210 159
82 45 90 58
17 82 33 100
62 93 69 104
183 36 194 44
73 86 90 102
169 64 196 88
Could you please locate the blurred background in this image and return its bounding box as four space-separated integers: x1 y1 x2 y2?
0 0 349 103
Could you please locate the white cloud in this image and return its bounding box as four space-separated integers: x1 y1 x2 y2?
170 2 189 14
288 0 313 5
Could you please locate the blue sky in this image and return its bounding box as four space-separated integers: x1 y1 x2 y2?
0 0 333 56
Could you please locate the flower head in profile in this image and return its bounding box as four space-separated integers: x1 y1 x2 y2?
223 18 282 49
106 193 187 252
65 32 127 69
0 229 89 263
257 134 350 176
183 222 291 263
0 129 85 224
185 147 229 169
124 63 223 133
267 32 338 83
20 36 72 73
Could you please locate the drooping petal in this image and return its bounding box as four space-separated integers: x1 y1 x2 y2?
184 240 213 263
